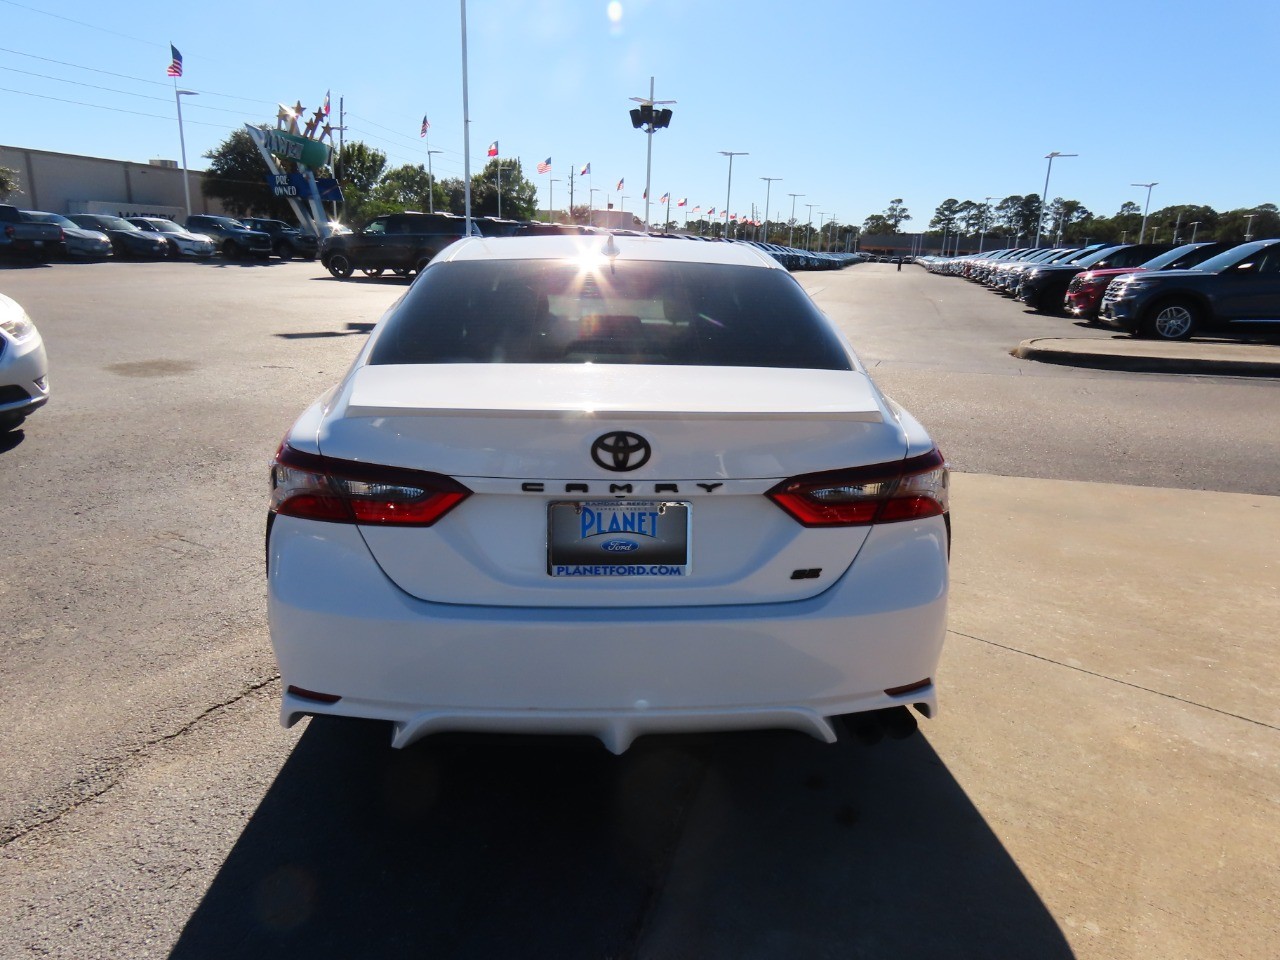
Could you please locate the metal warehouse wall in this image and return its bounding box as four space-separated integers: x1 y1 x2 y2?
0 144 231 218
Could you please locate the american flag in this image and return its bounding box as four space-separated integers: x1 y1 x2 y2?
536 157 551 175
166 44 183 77
420 114 429 138
616 177 624 191
693 206 701 213
707 207 715 216
677 198 686 207
580 162 590 176
659 193 669 204
487 141 499 157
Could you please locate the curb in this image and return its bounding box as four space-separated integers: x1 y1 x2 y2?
1011 338 1280 378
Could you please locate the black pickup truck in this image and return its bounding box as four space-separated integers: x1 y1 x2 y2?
0 204 64 261
1098 239 1280 340
320 212 470 279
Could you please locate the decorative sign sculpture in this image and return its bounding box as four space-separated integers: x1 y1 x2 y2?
244 99 344 240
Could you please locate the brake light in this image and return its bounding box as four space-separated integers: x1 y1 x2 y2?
270 443 470 526
767 448 948 527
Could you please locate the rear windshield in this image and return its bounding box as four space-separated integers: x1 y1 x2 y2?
368 259 853 370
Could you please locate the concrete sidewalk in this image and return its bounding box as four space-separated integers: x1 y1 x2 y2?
1013 336 1280 376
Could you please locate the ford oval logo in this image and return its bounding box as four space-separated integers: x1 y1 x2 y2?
601 539 639 553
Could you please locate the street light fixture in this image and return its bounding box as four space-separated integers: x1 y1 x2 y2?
173 89 198 219
718 151 747 239
1244 213 1258 241
977 196 997 253
759 176 780 243
817 211 826 251
787 193 804 247
1189 220 1202 243
1035 151 1077 247
1131 182 1158 243
426 149 443 213
629 77 675 232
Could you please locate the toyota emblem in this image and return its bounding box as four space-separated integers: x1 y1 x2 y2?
591 431 652 472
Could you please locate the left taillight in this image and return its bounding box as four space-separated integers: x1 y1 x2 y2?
767 448 949 527
269 443 471 526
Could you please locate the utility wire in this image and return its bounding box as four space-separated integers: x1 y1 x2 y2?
0 0 161 47
0 65 266 116
0 86 234 129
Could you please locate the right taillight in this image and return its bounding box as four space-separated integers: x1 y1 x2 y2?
767 448 949 527
270 443 471 526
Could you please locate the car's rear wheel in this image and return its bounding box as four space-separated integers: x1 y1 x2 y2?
361 267 384 277
327 253 354 279
278 242 296 260
414 257 431 275
1144 298 1199 341
221 240 240 261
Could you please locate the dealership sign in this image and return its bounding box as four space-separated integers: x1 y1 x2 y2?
261 129 330 170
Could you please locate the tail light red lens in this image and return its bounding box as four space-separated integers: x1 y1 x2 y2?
270 443 471 526
767 448 948 527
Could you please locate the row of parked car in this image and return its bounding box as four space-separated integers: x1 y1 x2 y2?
918 239 1280 340
318 210 865 280
1 207 321 263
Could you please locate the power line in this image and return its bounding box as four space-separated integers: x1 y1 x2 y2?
0 85 234 129
0 65 262 116
0 45 275 106
0 0 161 47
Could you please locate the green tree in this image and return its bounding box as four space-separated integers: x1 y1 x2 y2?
994 194 1041 242
885 198 911 231
368 163 443 216
929 198 961 233
334 141 388 224
861 213 895 234
0 166 20 201
201 127 296 219
468 157 538 220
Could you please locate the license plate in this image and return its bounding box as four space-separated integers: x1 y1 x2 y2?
548 500 690 577
33 240 44 247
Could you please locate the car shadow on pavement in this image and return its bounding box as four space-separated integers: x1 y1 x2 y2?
275 322 375 340
310 275 411 285
0 429 25 454
169 718 1073 959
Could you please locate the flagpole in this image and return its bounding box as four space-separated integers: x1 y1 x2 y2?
665 193 670 231
172 76 193 220
460 0 473 236
569 167 575 223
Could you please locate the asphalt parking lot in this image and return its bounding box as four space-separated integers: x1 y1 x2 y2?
1 258 1277 959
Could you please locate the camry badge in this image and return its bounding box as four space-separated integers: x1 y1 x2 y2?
591 431 652 472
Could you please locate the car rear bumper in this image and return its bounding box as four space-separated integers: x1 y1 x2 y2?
267 514 949 753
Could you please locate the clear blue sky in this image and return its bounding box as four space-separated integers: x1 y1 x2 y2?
3 0 1277 230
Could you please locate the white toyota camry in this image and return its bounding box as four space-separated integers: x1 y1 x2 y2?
267 234 949 753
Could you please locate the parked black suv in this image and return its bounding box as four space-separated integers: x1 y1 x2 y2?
1098 239 1280 340
185 215 273 260
320 212 469 279
238 218 319 260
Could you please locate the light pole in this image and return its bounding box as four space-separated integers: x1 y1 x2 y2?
979 196 996 253
817 212 826 251
547 178 560 222
1035 151 1077 247
804 203 815 251
787 193 804 247
1132 182 1158 243
426 149 442 213
1244 213 1257 241
1189 220 1202 243
759 176 780 243
173 89 198 219
589 187 600 226
719 150 747 240
629 78 675 232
